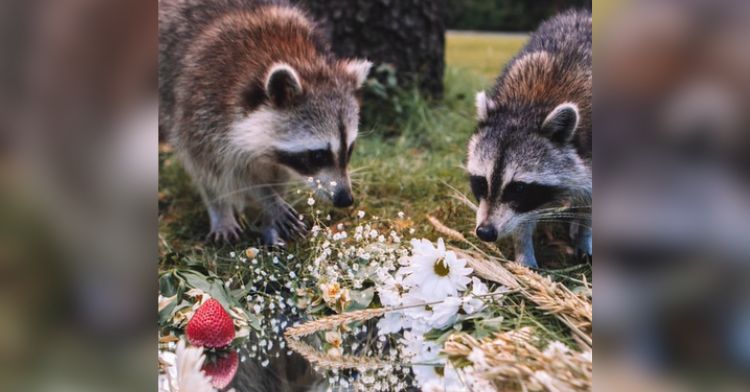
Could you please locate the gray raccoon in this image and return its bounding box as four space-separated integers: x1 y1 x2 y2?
466 10 592 267
160 0 372 245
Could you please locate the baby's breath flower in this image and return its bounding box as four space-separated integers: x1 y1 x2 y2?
307 197 315 206
357 210 366 219
320 281 343 305
325 331 343 347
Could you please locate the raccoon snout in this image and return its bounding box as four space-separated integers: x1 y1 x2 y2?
332 188 354 208
475 224 498 242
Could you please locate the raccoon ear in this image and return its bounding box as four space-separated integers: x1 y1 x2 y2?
475 91 496 122
541 103 579 143
265 63 303 107
342 59 373 88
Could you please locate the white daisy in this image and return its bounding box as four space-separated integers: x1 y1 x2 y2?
429 296 462 329
377 272 407 308
462 277 489 315
377 311 406 335
400 290 433 324
410 348 463 391
159 340 215 392
403 238 473 301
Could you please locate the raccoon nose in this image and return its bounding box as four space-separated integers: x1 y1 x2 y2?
476 224 498 242
332 189 354 208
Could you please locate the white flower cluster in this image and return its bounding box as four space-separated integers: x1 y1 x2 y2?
376 238 490 335
371 238 500 390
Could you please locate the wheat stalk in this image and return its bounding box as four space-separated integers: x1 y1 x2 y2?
444 328 592 392
285 337 392 370
427 215 507 259
448 245 592 348
504 263 592 347
284 308 387 339
426 215 467 242
284 308 391 370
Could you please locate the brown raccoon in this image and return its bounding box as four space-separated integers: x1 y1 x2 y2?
160 0 372 245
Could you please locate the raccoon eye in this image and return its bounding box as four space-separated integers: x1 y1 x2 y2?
309 150 327 165
508 182 526 194
469 175 488 201
502 181 560 212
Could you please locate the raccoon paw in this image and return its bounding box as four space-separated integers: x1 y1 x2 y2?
261 227 286 248
274 207 307 241
515 251 539 269
575 234 592 260
207 221 243 243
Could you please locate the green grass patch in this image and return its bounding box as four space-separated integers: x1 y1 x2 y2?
446 32 528 80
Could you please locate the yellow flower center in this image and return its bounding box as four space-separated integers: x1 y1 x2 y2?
433 258 450 277
326 284 341 297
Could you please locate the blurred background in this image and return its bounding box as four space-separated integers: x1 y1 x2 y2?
595 0 750 390
2 0 749 390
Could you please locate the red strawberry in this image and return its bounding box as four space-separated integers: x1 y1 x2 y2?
186 299 235 348
202 350 239 390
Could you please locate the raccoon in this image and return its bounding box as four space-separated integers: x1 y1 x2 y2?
159 0 372 245
466 10 592 268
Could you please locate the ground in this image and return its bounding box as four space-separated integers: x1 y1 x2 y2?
159 32 590 343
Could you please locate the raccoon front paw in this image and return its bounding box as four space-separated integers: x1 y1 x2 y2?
273 207 307 242
207 221 243 243
515 250 539 269
575 233 592 260
261 227 286 248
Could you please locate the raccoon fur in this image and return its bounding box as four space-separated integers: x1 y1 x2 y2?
159 0 372 245
466 9 592 267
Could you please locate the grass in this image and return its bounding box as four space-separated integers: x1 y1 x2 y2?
445 32 528 79
159 33 590 358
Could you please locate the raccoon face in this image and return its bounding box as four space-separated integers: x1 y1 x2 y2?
468 93 589 241
263 61 371 207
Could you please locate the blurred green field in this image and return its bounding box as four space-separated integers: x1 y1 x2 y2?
446 31 528 80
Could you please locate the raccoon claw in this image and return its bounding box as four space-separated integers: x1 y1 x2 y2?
274 211 307 241
207 223 243 244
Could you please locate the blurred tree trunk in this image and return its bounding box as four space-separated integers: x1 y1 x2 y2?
298 0 446 98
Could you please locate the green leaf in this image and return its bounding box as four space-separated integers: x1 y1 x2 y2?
423 326 460 344
478 316 505 331
159 272 177 296
346 287 375 311
158 298 178 325
177 270 237 309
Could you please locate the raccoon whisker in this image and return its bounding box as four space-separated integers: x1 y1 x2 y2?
532 212 591 220
348 164 374 174
209 180 308 202
529 219 593 229
528 211 590 220
534 205 592 212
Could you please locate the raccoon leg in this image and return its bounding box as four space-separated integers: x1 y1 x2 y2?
201 187 242 243
571 220 592 258
259 190 306 247
513 222 538 268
